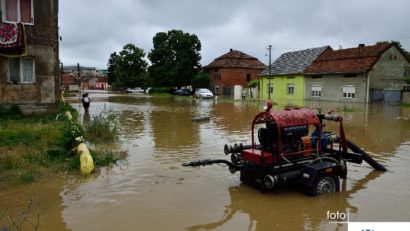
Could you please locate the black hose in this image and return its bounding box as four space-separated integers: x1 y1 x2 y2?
346 140 387 171
182 159 237 169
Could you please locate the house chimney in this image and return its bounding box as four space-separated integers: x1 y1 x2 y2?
358 44 365 48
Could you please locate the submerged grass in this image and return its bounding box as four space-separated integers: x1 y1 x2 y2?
0 103 126 186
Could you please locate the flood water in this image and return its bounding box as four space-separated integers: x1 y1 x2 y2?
1 94 410 231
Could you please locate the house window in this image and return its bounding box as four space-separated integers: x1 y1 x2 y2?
267 84 273 94
246 74 251 82
1 0 34 24
389 54 397 60
311 86 322 97
405 66 410 76
214 73 221 81
8 57 35 83
287 84 295 95
342 86 355 99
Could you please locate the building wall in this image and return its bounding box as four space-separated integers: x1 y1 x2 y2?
0 0 59 114
304 74 367 103
369 46 410 90
259 75 305 103
208 67 263 96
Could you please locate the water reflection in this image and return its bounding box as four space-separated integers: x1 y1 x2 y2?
186 170 382 231
118 110 145 139
212 101 260 135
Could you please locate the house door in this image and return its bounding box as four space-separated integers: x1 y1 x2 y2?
384 90 401 103
370 88 383 102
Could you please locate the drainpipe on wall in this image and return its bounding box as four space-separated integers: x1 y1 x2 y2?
365 71 370 103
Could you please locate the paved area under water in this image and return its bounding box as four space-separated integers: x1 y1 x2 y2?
1 94 410 230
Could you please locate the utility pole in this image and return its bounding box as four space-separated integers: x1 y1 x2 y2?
268 45 272 100
77 63 82 97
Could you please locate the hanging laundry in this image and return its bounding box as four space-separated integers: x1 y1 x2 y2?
0 23 26 56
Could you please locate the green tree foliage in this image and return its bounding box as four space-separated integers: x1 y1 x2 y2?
148 30 202 87
107 52 118 85
115 44 148 87
191 71 210 89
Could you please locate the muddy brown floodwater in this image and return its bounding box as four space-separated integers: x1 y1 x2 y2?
1 94 410 231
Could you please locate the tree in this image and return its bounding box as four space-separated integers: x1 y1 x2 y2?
191 71 210 89
148 30 201 87
107 52 118 85
115 44 148 88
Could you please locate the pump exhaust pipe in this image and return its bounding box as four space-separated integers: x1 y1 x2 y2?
224 143 253 155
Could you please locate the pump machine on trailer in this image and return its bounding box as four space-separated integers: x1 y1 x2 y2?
183 102 386 196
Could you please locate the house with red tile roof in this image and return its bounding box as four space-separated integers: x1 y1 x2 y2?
203 49 266 97
304 43 410 103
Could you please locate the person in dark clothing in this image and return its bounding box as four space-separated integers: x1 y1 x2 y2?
82 92 91 113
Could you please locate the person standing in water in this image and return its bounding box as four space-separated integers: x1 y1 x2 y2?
82 92 91 113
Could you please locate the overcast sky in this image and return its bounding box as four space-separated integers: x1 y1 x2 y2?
59 0 410 69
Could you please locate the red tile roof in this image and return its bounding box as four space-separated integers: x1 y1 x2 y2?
305 43 393 74
204 49 266 69
61 73 76 85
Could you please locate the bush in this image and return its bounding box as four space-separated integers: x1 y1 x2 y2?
148 87 172 94
84 109 118 143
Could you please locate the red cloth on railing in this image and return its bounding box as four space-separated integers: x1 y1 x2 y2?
0 22 26 56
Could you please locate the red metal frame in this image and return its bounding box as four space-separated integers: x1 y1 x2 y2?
249 108 323 165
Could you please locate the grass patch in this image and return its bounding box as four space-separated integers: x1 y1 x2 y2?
399 103 410 107
0 103 126 186
63 91 77 97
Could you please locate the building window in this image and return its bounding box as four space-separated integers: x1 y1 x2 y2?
405 66 410 76
1 0 34 24
311 86 322 97
342 86 355 99
390 54 397 60
267 84 273 94
246 74 251 82
287 84 295 95
8 57 35 83
215 86 220 95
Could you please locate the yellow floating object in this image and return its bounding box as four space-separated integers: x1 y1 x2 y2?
77 143 94 175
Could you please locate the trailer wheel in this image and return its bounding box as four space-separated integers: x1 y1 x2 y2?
307 173 339 196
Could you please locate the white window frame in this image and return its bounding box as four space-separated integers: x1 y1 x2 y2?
1 0 34 25
287 84 295 95
8 57 36 84
342 85 355 99
311 86 322 97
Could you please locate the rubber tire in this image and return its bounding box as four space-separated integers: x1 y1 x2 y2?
306 173 340 196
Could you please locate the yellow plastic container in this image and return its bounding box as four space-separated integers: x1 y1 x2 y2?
77 143 94 175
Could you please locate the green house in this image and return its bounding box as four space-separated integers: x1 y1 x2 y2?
259 46 330 106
